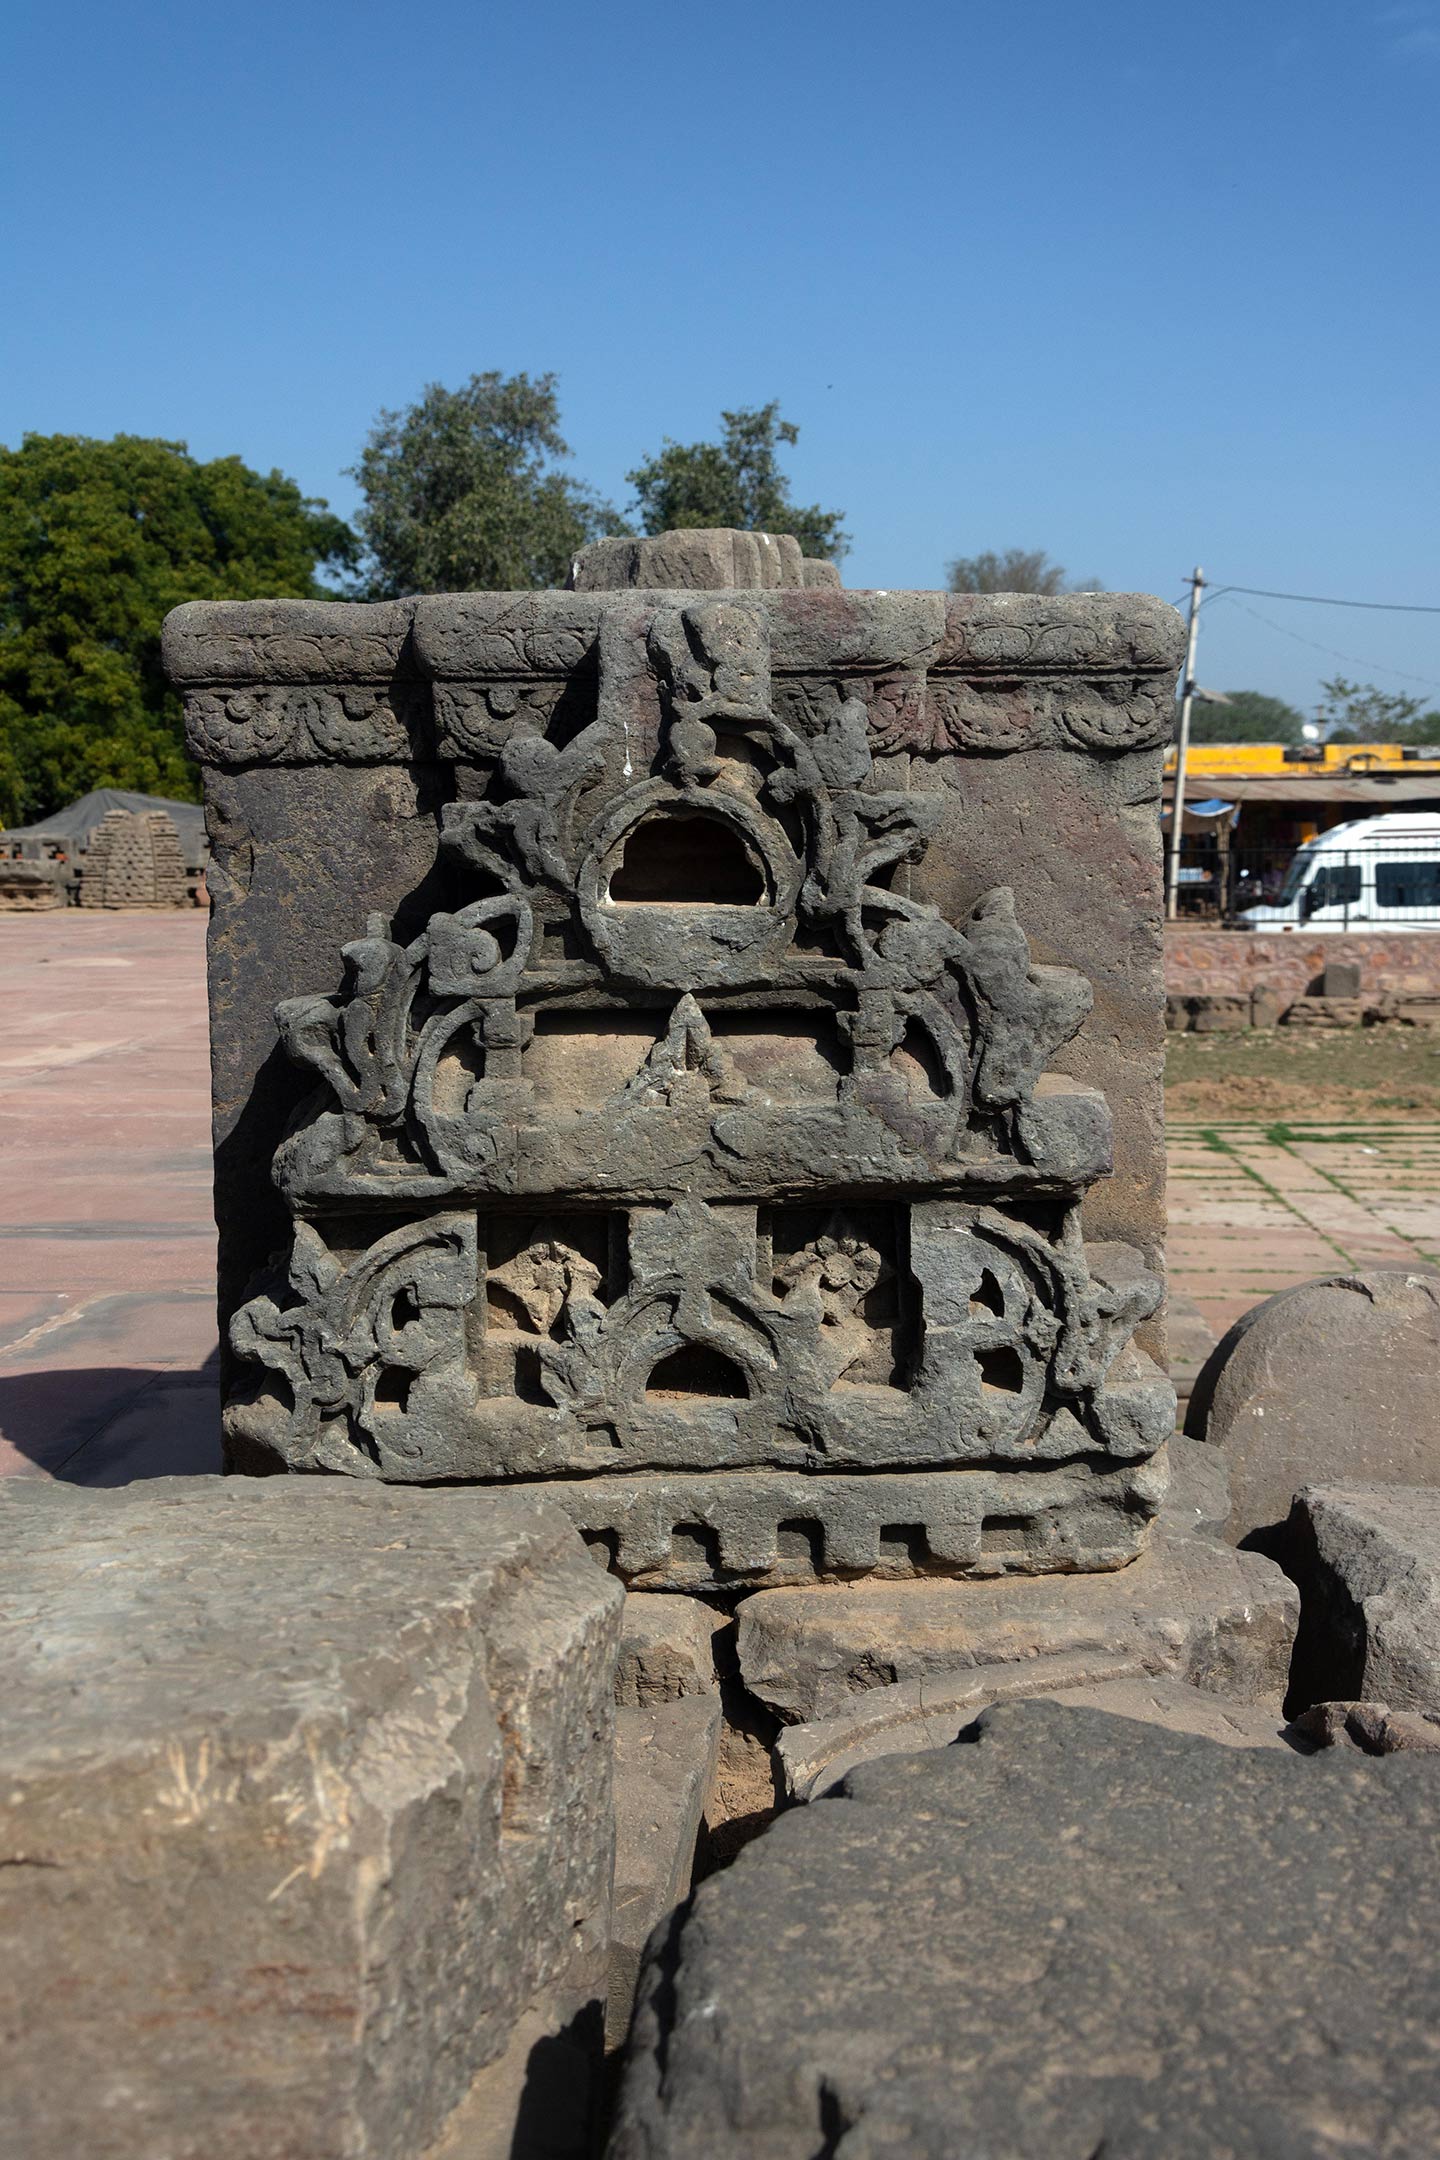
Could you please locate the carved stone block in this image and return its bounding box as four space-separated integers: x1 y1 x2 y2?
165 538 1185 1591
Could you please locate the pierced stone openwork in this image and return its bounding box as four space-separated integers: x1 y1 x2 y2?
220 590 1177 1589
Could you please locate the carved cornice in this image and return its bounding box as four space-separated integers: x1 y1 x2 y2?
165 590 1185 769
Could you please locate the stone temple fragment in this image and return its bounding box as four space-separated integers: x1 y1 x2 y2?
165 532 1185 1592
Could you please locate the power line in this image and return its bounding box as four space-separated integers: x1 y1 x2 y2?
1224 595 1440 695
1169 580 1440 616
1224 583 1440 616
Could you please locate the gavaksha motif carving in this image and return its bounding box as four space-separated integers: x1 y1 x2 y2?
221 588 1178 1589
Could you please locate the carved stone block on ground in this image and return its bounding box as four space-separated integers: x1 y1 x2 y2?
611 1699 1440 2159
735 1520 1297 1726
166 546 1184 1589
1186 1270 1440 1550
1287 1483 1440 1716
609 1696 723 2048
616 1591 723 1705
0 1477 622 2160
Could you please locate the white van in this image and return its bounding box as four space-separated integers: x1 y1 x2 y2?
1238 811 1440 931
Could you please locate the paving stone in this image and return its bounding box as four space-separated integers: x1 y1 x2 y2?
735 1517 1297 1727
608 1695 723 2048
0 1476 622 2160
616 1591 723 1706
1186 1271 1440 1550
611 1698 1440 2159
1288 1482 1440 1716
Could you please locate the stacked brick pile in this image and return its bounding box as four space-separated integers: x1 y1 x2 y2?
78 809 187 909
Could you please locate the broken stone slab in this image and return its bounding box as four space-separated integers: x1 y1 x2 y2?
611 1698 1440 2159
1287 1483 1440 1716
615 1591 723 1706
735 1522 1296 1727
1161 1429 1231 1538
776 1661 1301 1799
0 1477 622 2160
1185 1270 1440 1551
608 1695 723 2049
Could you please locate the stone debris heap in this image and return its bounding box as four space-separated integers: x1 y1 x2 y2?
165 529 1186 1592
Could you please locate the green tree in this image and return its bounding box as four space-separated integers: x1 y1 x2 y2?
1180 690 1307 745
0 433 356 828
626 402 849 562
1318 676 1440 746
945 547 1103 594
349 372 623 597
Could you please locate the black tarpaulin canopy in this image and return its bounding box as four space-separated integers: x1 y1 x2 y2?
1 790 208 867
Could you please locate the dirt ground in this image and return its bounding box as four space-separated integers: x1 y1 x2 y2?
1166 1025 1440 1124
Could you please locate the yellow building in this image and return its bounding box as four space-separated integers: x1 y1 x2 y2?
1164 742 1440 850
1166 741 1440 782
1162 742 1440 915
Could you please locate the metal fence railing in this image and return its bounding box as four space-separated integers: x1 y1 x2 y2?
1171 843 1440 928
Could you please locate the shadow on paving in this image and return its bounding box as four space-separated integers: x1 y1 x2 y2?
0 1352 223 1483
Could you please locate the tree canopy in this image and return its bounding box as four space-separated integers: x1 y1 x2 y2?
626 403 849 562
945 547 1103 595
349 372 624 597
0 433 356 828
1318 676 1440 747
1180 690 1307 745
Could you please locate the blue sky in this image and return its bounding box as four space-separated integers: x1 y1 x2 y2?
4 0 1438 712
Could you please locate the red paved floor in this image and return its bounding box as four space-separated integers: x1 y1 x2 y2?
0 911 221 1482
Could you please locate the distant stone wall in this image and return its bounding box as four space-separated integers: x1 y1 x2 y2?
1166 929 1440 1000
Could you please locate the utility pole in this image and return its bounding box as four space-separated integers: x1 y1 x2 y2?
1165 566 1206 922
